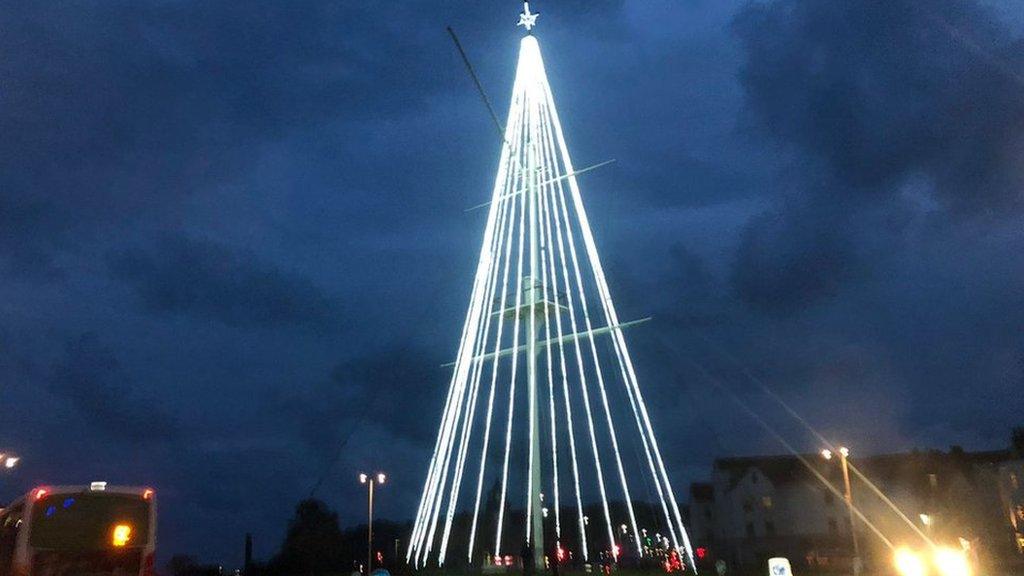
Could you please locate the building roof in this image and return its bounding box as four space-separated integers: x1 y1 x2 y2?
711 447 1014 494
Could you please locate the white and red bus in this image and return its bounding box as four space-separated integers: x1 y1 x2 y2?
0 483 156 576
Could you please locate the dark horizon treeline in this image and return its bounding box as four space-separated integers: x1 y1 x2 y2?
167 484 681 576
167 499 413 576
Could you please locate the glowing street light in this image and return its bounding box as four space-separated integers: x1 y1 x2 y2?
894 547 926 576
934 546 971 576
359 472 386 573
0 453 20 470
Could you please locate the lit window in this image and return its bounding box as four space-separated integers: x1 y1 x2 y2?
762 496 773 509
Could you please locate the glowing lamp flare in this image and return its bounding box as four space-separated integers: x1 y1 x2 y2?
111 524 133 547
934 547 971 576
894 547 926 576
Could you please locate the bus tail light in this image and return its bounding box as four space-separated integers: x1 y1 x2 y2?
111 524 132 547
33 488 47 500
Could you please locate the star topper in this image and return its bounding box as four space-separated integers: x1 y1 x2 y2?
517 2 539 32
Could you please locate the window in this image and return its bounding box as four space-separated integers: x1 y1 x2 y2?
828 518 838 536
746 522 755 538
0 503 24 576
751 472 759 484
1010 472 1019 490
766 521 776 536
762 496 773 509
928 473 938 489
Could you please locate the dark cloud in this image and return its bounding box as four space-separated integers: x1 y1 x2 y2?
48 332 180 442
729 0 1024 310
0 1 449 275
109 234 342 331
731 197 865 312
273 346 443 459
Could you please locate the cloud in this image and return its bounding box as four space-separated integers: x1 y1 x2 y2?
731 198 864 313
272 345 443 460
729 0 1024 310
48 332 180 442
0 1 449 277
109 234 342 331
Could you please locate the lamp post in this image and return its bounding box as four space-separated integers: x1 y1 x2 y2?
359 472 386 574
823 447 860 575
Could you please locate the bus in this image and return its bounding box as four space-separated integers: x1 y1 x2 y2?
0 483 156 576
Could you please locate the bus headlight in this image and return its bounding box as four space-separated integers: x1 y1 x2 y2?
933 547 970 576
112 524 133 547
894 547 926 576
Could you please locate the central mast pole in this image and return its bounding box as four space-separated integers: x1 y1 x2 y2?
527 140 545 570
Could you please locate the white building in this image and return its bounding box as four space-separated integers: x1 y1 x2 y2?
689 431 1023 571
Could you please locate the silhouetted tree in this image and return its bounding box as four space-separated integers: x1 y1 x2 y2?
167 554 223 576
267 499 345 575
167 555 199 576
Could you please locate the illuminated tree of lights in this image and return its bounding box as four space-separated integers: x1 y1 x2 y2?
408 5 695 571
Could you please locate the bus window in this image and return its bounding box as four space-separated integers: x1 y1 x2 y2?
0 503 24 576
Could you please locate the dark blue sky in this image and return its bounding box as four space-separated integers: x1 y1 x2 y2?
1 0 1022 566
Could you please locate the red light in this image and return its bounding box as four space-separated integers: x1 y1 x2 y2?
34 488 47 500
663 549 683 572
142 489 154 500
556 546 565 562
696 547 706 560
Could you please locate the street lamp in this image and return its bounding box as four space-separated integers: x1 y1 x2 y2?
359 472 386 574
0 454 19 470
823 446 860 575
919 513 934 536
